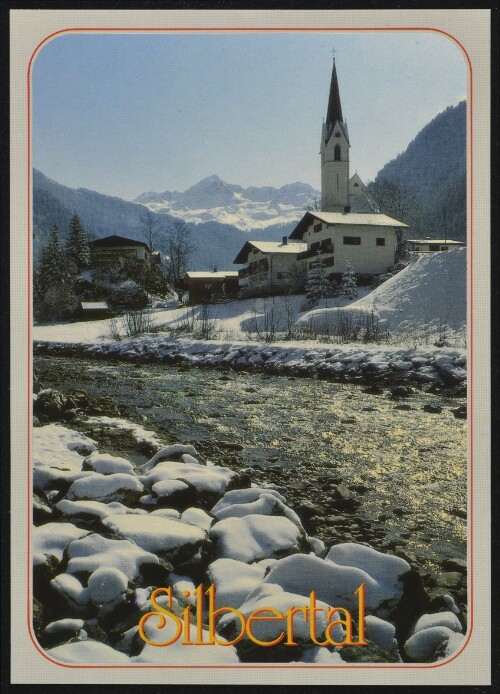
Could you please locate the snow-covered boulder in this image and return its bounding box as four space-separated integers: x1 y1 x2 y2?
404 625 460 661
66 473 144 505
207 558 267 609
55 498 147 523
33 424 97 471
260 549 408 616
82 452 135 475
44 618 85 644
49 573 90 614
412 611 462 635
87 566 129 606
46 640 130 664
210 487 302 526
326 543 410 609
209 514 309 563
33 522 89 568
101 514 208 566
365 615 400 658
181 507 214 531
65 533 167 584
217 583 344 650
140 444 201 472
132 614 240 664
141 461 240 503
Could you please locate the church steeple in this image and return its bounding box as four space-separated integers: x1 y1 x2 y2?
325 58 344 142
321 54 350 212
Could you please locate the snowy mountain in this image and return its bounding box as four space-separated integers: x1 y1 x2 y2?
133 175 320 230
32 169 297 270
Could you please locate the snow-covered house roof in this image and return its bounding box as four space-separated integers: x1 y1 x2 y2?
80 302 110 311
90 235 151 251
233 240 307 264
289 211 408 240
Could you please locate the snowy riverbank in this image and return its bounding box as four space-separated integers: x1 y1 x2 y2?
33 411 467 666
34 336 467 389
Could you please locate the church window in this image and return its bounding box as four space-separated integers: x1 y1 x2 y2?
354 182 359 188
343 236 361 245
334 144 341 161
376 238 385 246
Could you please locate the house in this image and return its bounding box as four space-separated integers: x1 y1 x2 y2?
233 237 307 294
184 270 239 304
289 211 407 278
79 301 111 320
406 238 465 253
89 235 152 269
289 55 407 280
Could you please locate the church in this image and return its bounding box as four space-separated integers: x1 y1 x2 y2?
288 55 408 278
234 55 408 292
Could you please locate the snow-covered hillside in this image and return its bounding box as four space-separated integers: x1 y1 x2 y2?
297 248 466 344
134 175 320 230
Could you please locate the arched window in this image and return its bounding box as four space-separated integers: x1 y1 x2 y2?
334 144 341 161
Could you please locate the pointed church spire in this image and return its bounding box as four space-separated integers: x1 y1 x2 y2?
326 57 343 134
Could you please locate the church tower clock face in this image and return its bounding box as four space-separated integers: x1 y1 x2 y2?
320 57 350 212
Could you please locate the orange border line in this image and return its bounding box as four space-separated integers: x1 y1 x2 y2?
26 25 474 670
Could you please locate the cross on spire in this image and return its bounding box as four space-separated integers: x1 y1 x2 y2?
331 46 337 61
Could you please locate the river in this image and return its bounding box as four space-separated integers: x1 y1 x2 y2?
34 354 468 601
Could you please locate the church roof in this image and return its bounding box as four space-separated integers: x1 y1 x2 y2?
326 59 343 129
289 211 408 240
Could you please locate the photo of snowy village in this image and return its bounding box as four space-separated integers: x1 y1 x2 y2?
31 32 468 666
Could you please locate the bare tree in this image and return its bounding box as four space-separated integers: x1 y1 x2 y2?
368 179 421 261
139 210 164 252
165 220 196 289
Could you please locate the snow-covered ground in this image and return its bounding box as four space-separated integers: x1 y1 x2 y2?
298 249 466 345
33 249 466 351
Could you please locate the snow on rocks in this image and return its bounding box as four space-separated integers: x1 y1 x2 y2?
412 611 462 635
82 451 135 475
55 498 147 523
404 625 462 661
65 533 166 584
364 616 400 659
66 473 144 505
259 547 409 617
210 487 302 526
101 514 208 566
34 337 467 389
32 417 465 664
141 460 241 504
33 522 89 568
209 514 309 563
50 573 90 613
140 444 202 472
207 558 267 609
87 566 130 606
46 640 130 664
85 416 164 451
132 613 240 664
217 582 344 652
33 423 97 470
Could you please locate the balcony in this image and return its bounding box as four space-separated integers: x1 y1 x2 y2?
297 242 334 261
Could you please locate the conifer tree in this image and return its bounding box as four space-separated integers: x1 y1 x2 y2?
38 224 65 292
305 254 331 308
66 214 91 274
340 261 358 300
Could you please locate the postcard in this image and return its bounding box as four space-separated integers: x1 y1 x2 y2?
9 7 491 687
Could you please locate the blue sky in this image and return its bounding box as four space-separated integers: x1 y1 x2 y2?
32 31 467 200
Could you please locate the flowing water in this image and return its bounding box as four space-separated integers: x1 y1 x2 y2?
34 355 468 588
